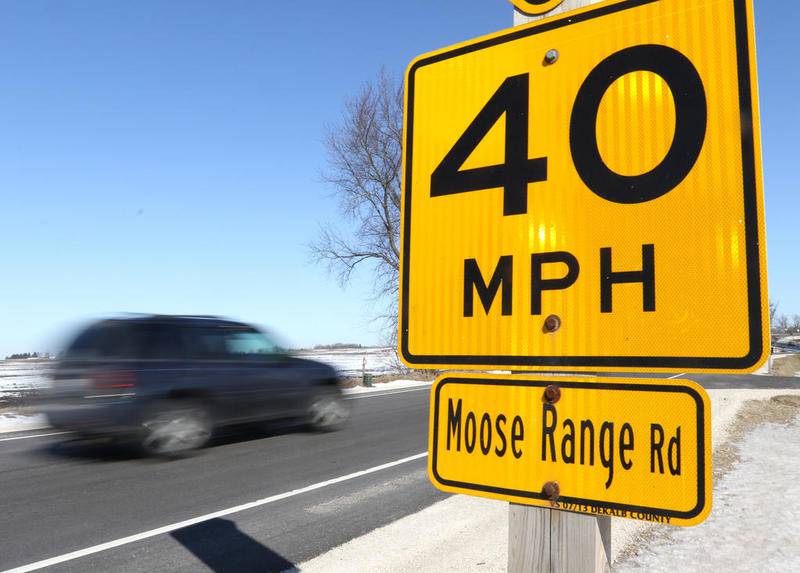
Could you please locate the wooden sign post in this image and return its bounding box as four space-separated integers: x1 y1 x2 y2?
511 4 610 572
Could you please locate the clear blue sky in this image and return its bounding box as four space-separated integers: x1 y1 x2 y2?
0 1 796 355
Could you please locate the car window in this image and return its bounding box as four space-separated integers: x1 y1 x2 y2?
224 330 281 359
183 327 228 360
64 322 140 359
138 324 186 360
63 325 108 359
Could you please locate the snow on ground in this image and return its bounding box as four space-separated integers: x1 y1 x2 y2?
611 386 800 556
294 347 400 377
297 387 800 572
0 361 53 421
343 379 431 395
615 417 800 573
0 361 53 393
752 357 770 375
0 412 48 434
0 359 52 434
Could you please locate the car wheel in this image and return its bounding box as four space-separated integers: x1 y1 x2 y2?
140 401 212 456
306 390 350 432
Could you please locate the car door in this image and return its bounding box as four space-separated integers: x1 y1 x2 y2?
181 325 262 423
221 328 300 420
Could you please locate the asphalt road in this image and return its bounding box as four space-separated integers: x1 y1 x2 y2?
0 387 441 573
0 374 797 573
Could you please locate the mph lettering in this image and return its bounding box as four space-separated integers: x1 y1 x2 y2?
464 245 655 317
446 398 681 489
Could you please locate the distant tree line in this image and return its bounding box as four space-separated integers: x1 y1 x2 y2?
5 352 50 360
312 343 364 350
770 301 800 337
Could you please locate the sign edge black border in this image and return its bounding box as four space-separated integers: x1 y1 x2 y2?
430 376 707 520
400 0 764 371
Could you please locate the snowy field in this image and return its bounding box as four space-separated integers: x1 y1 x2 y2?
0 360 53 401
0 361 54 433
293 347 400 377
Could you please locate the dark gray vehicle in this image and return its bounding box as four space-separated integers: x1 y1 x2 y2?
40 315 349 455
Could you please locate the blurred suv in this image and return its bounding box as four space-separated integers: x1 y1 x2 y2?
40 315 349 455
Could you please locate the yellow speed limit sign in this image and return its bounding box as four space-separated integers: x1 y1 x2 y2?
399 0 768 373
429 374 712 526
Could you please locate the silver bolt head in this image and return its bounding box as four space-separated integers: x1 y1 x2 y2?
544 49 559 64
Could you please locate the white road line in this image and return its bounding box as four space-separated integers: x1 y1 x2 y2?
667 373 685 379
345 386 431 400
1 451 429 573
0 431 70 443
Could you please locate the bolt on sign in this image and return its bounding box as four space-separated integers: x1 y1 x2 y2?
429 374 712 525
398 0 768 373
509 0 567 16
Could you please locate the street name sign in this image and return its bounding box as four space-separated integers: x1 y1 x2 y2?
428 374 712 525
399 0 768 373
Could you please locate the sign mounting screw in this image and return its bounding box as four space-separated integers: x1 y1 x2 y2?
543 314 561 333
543 384 561 404
543 481 561 502
544 49 559 65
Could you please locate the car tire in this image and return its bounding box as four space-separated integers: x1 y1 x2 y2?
306 389 350 432
139 400 212 457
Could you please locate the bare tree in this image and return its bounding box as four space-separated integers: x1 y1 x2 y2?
769 299 778 323
310 69 403 332
791 314 800 335
775 313 790 335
